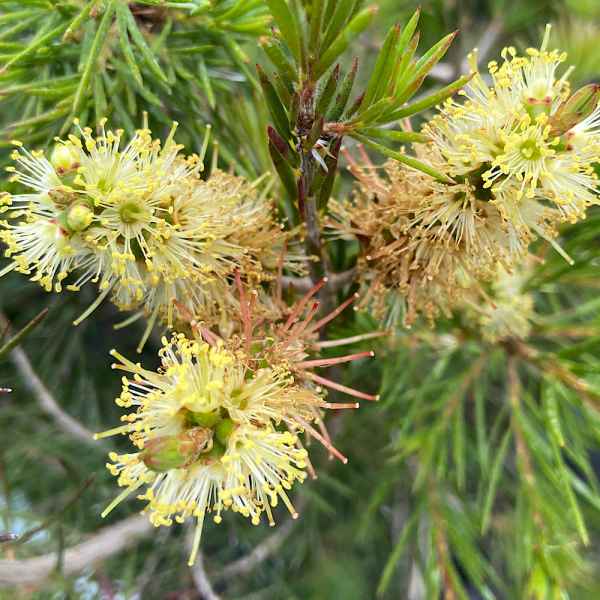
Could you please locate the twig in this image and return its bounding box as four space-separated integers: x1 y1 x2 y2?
134 528 171 596
0 310 100 448
0 308 48 360
8 476 95 547
513 340 600 412
0 514 151 587
428 481 457 600
10 345 100 446
190 553 221 600
216 518 296 580
216 496 306 580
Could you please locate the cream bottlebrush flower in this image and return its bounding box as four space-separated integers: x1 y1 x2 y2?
425 25 600 243
1 120 199 306
97 281 377 565
143 171 295 337
1 121 295 346
329 149 522 327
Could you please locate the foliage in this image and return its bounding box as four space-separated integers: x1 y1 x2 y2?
1 1 600 599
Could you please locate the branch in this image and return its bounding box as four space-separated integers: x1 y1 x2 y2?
215 496 306 580
190 553 221 600
216 517 297 580
0 311 100 448
0 515 151 587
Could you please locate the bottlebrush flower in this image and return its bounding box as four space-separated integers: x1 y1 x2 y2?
329 149 526 327
1 121 295 348
424 26 600 240
96 279 377 565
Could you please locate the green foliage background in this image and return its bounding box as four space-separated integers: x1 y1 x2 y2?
1 0 600 598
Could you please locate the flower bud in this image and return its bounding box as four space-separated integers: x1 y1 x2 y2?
142 427 213 472
550 83 600 136
66 204 94 232
215 418 235 445
185 409 221 428
48 186 77 207
50 143 80 175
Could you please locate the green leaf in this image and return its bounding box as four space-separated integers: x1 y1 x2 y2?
390 32 419 98
63 0 97 42
543 384 565 448
327 57 358 121
308 0 325 53
0 15 41 44
376 511 418 597
68 0 116 121
321 0 358 51
362 23 401 108
0 17 67 73
224 37 259 91
93 73 107 123
116 2 143 87
352 133 453 182
314 6 377 80
257 63 291 142
453 399 466 491
550 438 589 545
351 96 393 125
260 35 297 87
480 429 511 534
266 0 301 63
316 64 340 117
268 127 297 199
316 138 342 210
355 128 429 143
384 74 473 122
396 31 458 104
197 57 215 109
0 309 49 360
123 4 169 86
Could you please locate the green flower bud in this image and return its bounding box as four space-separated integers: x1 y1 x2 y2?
48 186 78 207
185 409 222 428
550 83 600 136
142 427 213 472
215 418 235 445
66 204 94 232
50 143 80 174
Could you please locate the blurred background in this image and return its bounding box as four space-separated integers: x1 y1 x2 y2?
1 0 600 598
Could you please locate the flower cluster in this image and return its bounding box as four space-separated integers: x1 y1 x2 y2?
330 150 509 326
0 121 292 347
97 280 376 565
425 25 600 240
330 29 600 326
